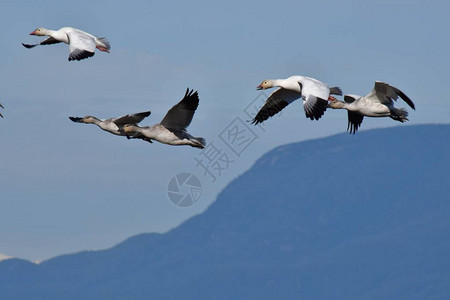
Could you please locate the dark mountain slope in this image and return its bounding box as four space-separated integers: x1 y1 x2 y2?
1 124 449 299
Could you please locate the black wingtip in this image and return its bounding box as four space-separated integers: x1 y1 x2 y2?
304 98 328 121
251 118 259 125
185 87 199 98
397 89 415 110
68 50 95 61
69 117 82 123
183 88 199 102
22 43 37 49
347 121 356 134
330 86 343 96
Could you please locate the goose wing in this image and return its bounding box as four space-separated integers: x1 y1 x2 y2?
368 81 415 109
252 88 300 124
67 30 96 61
302 94 329 120
347 111 364 134
22 36 61 49
127 132 153 143
113 111 151 126
160 89 199 130
299 78 331 120
344 95 359 103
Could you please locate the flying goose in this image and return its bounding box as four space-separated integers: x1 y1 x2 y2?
252 75 342 124
328 81 415 134
69 111 151 141
0 103 3 118
123 88 206 149
22 27 110 61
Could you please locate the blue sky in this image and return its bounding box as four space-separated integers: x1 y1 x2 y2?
0 0 448 261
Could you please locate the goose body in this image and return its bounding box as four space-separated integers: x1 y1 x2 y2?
123 89 206 149
23 27 110 61
69 111 151 140
252 75 342 124
341 96 391 117
125 124 205 148
328 81 415 134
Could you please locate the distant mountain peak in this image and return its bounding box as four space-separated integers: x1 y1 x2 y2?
0 253 13 262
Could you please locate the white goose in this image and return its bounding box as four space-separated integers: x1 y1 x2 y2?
123 88 206 149
252 75 342 124
328 81 415 134
69 111 151 141
0 103 3 118
23 27 110 61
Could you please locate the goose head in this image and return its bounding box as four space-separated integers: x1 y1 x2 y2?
82 116 99 124
327 98 346 109
30 28 48 36
69 116 98 124
122 124 136 133
257 80 274 90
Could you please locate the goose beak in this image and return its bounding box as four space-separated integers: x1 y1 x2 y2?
29 30 37 35
327 98 337 108
256 84 263 90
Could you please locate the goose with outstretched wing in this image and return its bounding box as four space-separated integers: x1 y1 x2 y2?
23 27 110 61
69 111 151 142
124 88 205 149
328 81 415 134
252 75 342 124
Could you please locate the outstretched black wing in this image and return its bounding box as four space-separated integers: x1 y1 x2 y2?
22 36 61 49
347 111 364 134
252 88 300 125
160 88 200 130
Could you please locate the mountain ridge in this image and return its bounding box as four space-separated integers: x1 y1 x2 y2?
1 124 449 299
